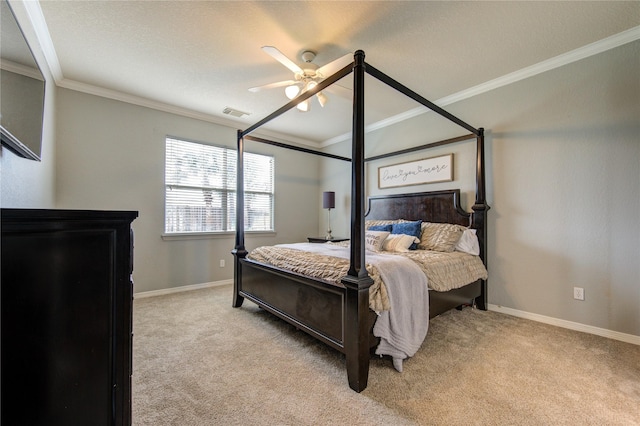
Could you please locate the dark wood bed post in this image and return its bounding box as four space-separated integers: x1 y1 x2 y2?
472 128 488 310
341 50 373 393
232 129 247 308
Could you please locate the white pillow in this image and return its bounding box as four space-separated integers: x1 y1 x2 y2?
383 234 419 253
365 230 390 252
454 229 480 255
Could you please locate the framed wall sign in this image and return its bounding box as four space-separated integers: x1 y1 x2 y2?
378 154 453 189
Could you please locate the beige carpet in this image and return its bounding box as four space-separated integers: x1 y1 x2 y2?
133 285 640 425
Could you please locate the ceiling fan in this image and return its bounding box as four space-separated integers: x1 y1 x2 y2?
249 46 353 112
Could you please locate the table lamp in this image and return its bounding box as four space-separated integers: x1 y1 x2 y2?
322 191 335 240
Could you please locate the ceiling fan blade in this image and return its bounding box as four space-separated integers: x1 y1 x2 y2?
325 84 352 100
248 80 296 92
262 46 303 74
316 53 354 79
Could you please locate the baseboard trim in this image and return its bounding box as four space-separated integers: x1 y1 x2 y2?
134 280 233 299
488 304 639 346
134 286 639 345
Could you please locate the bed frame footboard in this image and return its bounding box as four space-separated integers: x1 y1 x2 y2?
234 256 377 392
234 256 484 392
239 258 346 349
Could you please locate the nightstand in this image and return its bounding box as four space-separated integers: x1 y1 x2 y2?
307 237 349 243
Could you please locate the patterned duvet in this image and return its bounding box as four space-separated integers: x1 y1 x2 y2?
247 241 488 312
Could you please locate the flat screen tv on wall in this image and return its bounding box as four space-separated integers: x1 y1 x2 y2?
0 0 45 162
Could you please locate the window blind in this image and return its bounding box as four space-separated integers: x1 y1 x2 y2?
165 137 274 233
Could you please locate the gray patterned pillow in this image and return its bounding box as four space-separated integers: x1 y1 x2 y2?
418 222 466 252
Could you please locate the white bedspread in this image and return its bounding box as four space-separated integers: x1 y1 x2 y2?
276 243 429 371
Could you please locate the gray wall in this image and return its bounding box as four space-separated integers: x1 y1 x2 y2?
55 89 321 293
484 41 639 336
2 2 636 337
323 40 640 336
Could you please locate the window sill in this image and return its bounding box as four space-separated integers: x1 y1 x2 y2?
161 231 276 241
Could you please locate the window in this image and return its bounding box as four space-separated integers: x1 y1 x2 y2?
165 137 274 234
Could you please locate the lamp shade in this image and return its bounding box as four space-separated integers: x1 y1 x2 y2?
322 191 335 209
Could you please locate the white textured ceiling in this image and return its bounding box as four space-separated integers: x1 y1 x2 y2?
33 1 640 144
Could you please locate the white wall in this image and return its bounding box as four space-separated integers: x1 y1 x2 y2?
323 40 640 337
0 1 56 208
55 89 321 293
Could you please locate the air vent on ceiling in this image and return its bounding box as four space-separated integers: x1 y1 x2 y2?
222 107 251 118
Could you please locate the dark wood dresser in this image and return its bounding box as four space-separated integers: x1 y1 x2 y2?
1 209 138 426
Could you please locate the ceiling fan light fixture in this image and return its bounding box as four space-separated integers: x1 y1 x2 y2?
301 50 316 63
285 84 300 99
317 91 328 107
251 46 349 111
297 99 310 112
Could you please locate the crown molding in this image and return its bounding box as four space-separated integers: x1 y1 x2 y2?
321 25 640 147
0 58 43 80
18 0 640 149
438 24 640 107
57 78 321 148
20 0 62 82
58 77 248 127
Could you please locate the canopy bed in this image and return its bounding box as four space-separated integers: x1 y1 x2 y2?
232 50 488 392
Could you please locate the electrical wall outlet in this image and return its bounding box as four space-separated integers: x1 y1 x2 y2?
219 259 225 268
573 287 585 301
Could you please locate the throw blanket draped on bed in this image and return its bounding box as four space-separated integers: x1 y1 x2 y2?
248 243 430 371
368 252 429 371
248 243 391 311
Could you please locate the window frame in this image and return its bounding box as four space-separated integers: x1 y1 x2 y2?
162 136 275 239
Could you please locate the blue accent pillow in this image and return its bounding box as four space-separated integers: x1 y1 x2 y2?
368 224 393 232
391 220 422 250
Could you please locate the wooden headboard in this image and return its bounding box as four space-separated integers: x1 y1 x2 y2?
365 189 487 267
365 190 471 227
